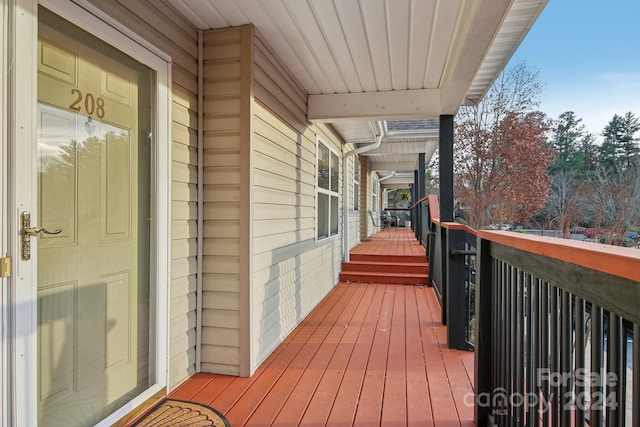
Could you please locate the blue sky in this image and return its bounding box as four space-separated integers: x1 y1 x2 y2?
511 1 640 139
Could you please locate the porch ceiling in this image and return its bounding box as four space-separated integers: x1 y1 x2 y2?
169 0 547 176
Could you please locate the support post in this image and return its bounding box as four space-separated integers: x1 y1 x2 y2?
411 170 420 239
439 115 454 222
417 153 426 243
409 183 415 232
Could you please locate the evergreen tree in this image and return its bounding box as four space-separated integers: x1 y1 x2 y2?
546 112 594 234
599 112 640 170
549 111 585 175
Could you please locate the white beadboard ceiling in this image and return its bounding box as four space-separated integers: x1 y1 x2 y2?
170 0 547 175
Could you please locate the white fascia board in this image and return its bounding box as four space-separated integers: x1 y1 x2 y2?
308 88 441 122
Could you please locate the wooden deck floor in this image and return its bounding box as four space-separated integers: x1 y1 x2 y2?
166 228 475 426
351 227 426 257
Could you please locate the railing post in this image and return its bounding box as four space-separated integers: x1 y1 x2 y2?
474 236 493 426
446 227 473 350
439 226 448 325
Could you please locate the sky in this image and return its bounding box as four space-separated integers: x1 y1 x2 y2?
510 1 640 139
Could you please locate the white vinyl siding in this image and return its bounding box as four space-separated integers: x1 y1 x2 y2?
87 0 199 389
251 34 343 372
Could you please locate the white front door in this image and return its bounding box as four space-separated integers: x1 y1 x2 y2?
9 2 170 426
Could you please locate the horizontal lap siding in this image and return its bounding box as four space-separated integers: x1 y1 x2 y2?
87 0 198 389
252 36 343 371
201 27 248 376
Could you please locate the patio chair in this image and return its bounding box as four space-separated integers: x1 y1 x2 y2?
369 210 391 231
382 212 399 227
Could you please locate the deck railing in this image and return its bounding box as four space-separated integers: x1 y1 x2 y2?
412 195 639 426
474 231 639 426
413 194 476 351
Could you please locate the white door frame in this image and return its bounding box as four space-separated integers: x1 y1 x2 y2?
1 1 9 426
9 0 171 425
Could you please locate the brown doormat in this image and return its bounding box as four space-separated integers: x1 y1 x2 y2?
132 398 230 426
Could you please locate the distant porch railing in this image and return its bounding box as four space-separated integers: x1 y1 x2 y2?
411 195 639 426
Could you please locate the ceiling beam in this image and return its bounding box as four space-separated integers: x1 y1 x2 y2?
382 179 413 186
370 161 417 172
307 89 441 122
365 141 440 156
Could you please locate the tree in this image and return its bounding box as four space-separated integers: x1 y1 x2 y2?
545 112 594 236
454 62 554 229
585 161 640 244
599 112 640 170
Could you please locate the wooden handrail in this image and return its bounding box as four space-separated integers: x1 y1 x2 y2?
428 194 439 223
407 194 429 210
440 221 477 236
478 229 640 283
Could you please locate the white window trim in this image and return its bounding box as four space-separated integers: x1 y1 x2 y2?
316 137 340 242
372 175 379 213
352 157 360 211
11 1 172 425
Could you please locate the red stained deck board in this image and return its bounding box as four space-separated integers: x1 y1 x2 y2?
352 286 395 426
296 285 374 425
162 265 474 427
381 285 408 426
350 228 426 257
196 285 349 415
169 372 218 401
218 286 356 424
141 229 475 427
405 286 435 426
426 290 475 424
419 286 474 425
245 284 370 425
324 284 386 425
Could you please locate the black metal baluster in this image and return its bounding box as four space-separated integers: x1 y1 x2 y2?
508 265 516 426
575 298 585 425
633 323 639 427
590 306 603 427
531 277 540 427
540 281 549 427
560 290 572 426
606 314 622 427
549 285 559 427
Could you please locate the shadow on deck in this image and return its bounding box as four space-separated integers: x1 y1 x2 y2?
150 230 474 426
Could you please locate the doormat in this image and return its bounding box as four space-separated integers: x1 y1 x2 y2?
132 398 230 427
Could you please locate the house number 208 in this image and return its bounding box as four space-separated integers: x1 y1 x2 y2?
69 88 105 118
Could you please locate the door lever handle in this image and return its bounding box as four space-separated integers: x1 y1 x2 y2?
24 226 62 236
21 212 62 260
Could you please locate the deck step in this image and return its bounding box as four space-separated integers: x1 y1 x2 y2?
340 254 428 285
349 253 428 264
341 260 428 274
339 271 427 285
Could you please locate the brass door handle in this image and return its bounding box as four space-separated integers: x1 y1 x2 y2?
21 212 62 260
24 226 62 236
